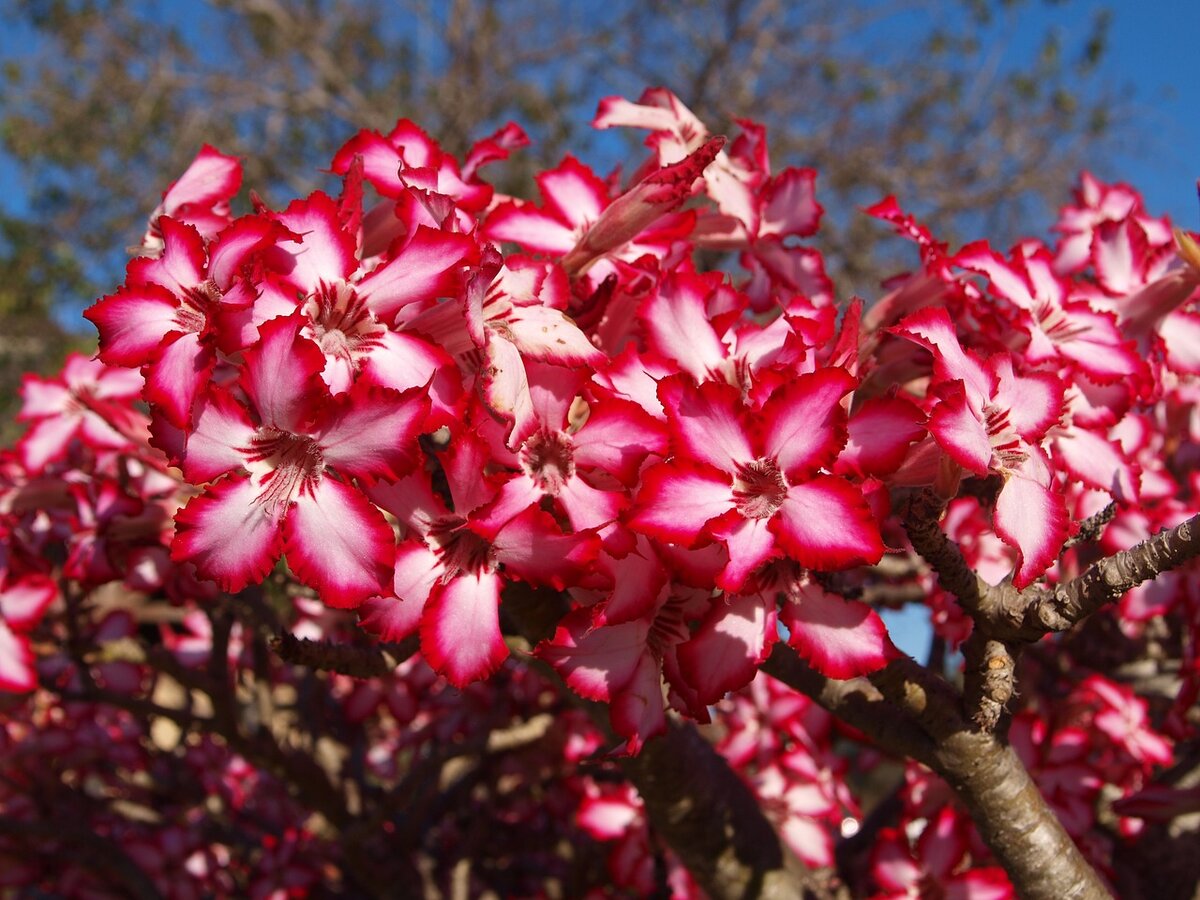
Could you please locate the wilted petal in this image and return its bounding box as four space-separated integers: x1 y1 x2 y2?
481 335 537 449
506 303 605 365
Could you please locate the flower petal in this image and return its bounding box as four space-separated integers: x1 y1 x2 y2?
838 395 927 478
892 306 992 407
490 506 601 589
711 514 778 593
1053 427 1139 503
420 571 507 686
678 591 776 704
539 609 648 702
182 388 257 484
357 540 442 641
0 620 36 692
640 273 728 381
628 461 734 545
761 367 855 478
0 575 57 630
357 226 477 323
171 476 283 593
242 313 327 433
571 395 668 485
659 375 754 473
994 473 1068 589
270 191 357 294
928 382 992 476
315 382 429 482
143 331 215 429
772 476 884 570
85 284 180 367
780 580 899 679
285 476 395 607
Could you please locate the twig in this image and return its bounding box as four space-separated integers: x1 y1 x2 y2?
270 631 419 677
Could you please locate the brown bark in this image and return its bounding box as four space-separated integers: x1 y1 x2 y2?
503 584 835 899
906 490 1200 646
622 721 843 900
270 631 418 677
766 646 1113 899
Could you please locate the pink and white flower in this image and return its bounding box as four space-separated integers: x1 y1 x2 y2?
171 313 428 606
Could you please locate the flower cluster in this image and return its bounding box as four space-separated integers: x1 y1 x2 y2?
1 88 1199 896
28 87 1197 752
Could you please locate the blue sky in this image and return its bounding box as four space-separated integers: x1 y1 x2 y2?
1006 0 1200 228
0 1 1196 226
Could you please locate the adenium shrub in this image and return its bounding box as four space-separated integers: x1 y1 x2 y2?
0 87 1197 898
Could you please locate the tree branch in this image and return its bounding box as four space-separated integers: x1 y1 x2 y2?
502 583 834 899
1014 513 1200 638
270 631 419 677
766 645 1113 899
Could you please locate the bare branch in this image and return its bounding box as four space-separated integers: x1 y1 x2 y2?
768 645 1112 899
270 631 419 677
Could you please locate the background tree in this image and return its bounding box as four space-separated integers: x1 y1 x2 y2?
0 0 1116 303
